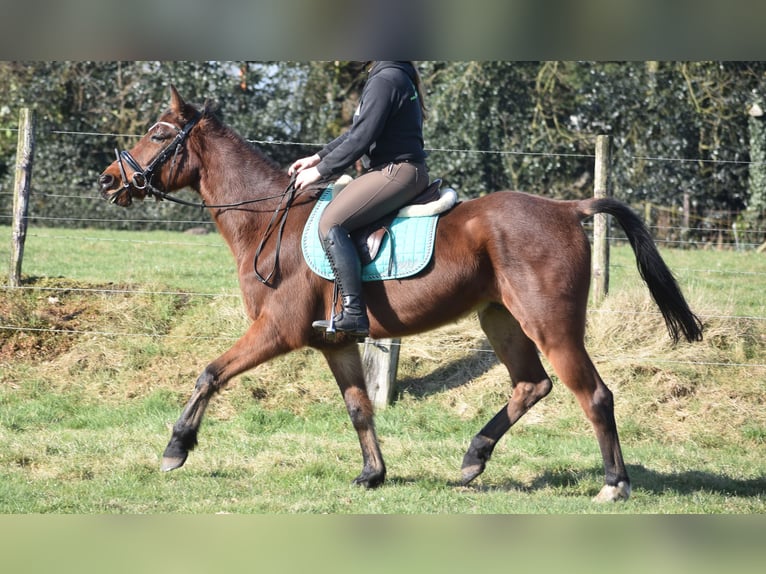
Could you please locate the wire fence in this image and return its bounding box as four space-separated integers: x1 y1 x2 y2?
2 127 765 245
2 126 766 373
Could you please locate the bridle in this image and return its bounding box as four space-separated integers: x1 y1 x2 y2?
111 109 305 285
113 112 201 207
113 111 294 210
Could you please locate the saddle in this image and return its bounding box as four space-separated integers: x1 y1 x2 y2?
303 179 457 282
348 178 448 265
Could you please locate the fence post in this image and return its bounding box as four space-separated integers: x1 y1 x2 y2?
362 337 400 410
9 108 35 287
592 135 612 305
681 190 690 244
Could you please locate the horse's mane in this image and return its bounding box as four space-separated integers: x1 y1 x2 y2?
200 99 282 172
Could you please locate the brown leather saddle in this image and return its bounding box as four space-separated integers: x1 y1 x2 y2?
352 179 443 265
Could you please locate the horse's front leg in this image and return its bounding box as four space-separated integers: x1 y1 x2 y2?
161 319 288 471
322 343 386 488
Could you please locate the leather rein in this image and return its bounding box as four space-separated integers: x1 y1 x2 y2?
112 110 302 285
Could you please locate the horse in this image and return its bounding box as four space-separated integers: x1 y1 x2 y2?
97 86 703 502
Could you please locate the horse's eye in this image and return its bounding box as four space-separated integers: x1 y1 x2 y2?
150 132 169 143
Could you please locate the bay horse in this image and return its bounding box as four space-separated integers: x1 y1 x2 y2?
98 86 702 502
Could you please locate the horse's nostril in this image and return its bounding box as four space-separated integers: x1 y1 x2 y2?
99 173 114 188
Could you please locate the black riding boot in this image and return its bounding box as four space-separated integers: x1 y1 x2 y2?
312 225 370 337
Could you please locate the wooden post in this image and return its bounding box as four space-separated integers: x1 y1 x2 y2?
592 135 612 305
9 108 35 287
681 190 690 245
362 337 400 410
644 201 652 227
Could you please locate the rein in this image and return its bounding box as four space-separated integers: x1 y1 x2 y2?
252 175 298 285
113 110 306 286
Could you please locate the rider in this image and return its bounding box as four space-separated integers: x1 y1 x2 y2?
290 61 429 337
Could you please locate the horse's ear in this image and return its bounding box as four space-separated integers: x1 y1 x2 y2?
170 85 185 113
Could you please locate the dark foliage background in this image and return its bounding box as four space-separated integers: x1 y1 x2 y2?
2 61 765 235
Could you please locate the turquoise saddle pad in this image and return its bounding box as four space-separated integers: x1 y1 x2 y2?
302 187 439 282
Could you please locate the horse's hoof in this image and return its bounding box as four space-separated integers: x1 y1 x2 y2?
460 435 494 485
160 454 187 472
593 481 631 502
352 471 385 489
460 464 484 486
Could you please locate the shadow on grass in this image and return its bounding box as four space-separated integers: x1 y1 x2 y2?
627 465 766 498
395 346 499 400
443 465 766 498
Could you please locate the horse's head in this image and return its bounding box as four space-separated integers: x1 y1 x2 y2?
98 86 202 207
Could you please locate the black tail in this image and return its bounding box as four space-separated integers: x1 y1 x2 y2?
583 198 703 343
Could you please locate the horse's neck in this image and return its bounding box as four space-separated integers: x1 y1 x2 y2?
198 135 285 205
196 134 290 257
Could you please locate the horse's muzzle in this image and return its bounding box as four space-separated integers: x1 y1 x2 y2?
98 172 132 206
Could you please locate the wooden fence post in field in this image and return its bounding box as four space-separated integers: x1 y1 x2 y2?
9 108 35 287
363 337 400 410
591 134 612 305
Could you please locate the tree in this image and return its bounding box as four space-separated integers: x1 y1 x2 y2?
3 61 766 239
0 61 328 230
420 61 543 197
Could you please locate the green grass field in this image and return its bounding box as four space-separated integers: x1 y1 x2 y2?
1 225 765 513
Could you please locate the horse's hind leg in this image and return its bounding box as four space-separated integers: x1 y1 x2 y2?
461 304 554 485
543 342 630 502
322 343 386 488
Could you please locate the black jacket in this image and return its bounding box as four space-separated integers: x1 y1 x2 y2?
316 61 426 177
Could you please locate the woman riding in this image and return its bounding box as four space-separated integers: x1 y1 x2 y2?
289 61 429 337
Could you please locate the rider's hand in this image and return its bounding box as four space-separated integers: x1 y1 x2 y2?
288 154 321 176
295 166 321 190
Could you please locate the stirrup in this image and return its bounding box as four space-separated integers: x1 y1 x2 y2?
324 282 340 335
312 319 368 337
313 284 369 339
312 310 369 337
